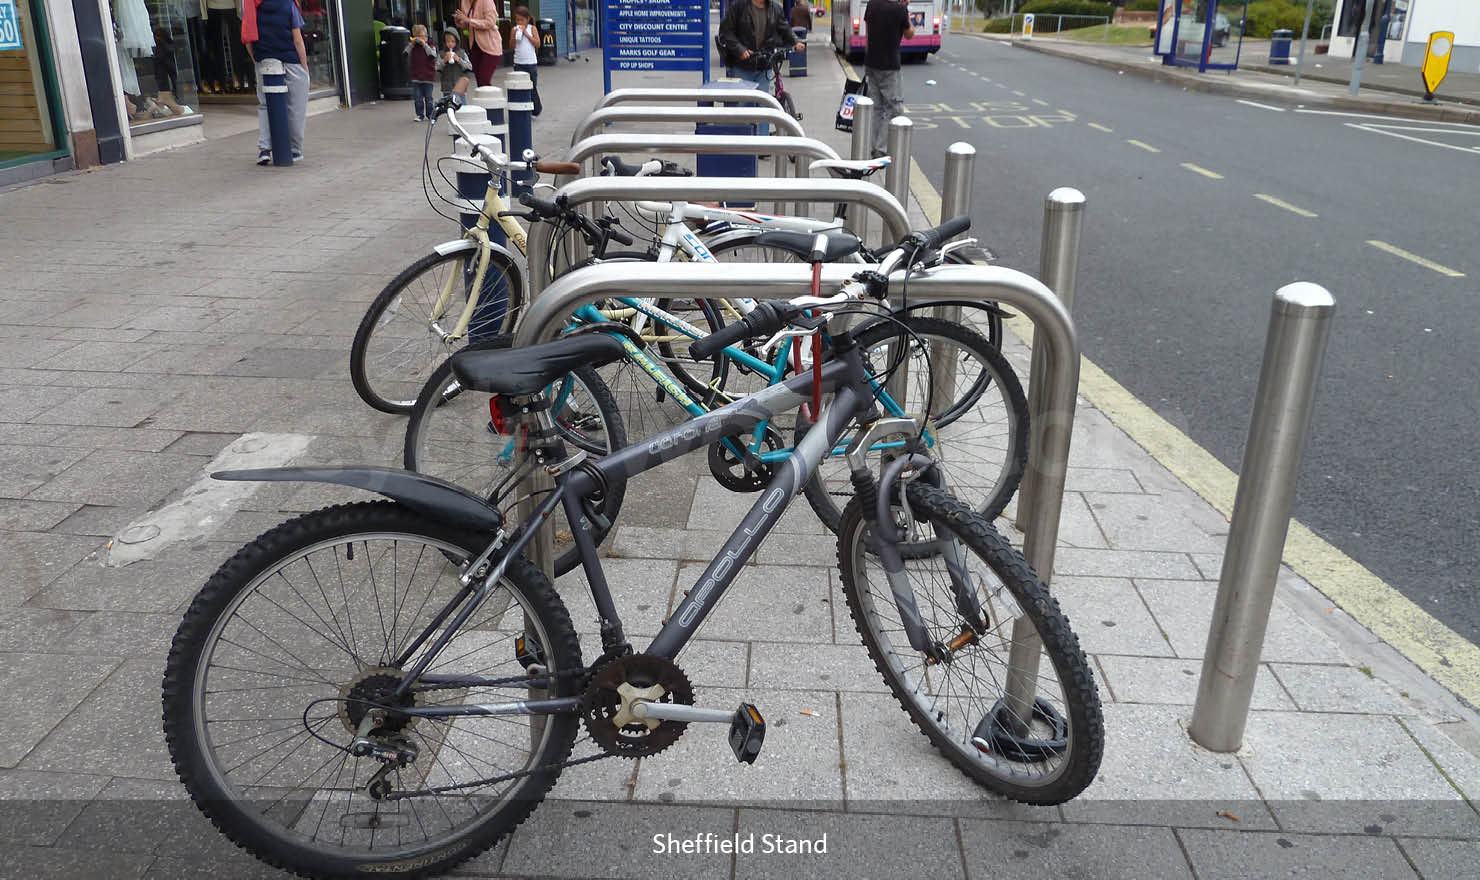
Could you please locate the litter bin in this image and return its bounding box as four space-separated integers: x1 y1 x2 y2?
538 18 557 65
1269 28 1293 65
697 80 758 207
378 25 412 98
790 27 808 77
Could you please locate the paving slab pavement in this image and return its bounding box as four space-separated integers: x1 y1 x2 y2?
0 34 1477 879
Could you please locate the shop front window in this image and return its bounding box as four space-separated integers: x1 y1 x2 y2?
1 0 66 166
111 0 202 124
297 0 338 90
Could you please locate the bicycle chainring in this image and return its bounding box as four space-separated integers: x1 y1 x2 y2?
581 653 694 759
707 427 784 493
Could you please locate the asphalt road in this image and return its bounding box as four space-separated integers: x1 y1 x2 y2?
890 39 1480 643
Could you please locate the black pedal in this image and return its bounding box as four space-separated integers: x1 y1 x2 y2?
728 703 766 765
514 633 545 670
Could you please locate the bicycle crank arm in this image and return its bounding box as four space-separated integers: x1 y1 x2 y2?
630 702 735 723
631 702 768 765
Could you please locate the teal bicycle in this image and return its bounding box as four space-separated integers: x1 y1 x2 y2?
403 228 1029 573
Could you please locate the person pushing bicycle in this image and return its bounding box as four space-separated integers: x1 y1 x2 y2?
718 0 803 134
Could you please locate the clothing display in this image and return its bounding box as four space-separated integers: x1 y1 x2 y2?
115 0 156 52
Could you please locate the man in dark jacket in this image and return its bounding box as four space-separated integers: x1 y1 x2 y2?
864 0 913 157
718 0 802 88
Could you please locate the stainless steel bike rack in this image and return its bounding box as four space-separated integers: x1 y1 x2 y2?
1189 283 1335 753
526 176 912 297
930 141 977 406
592 87 784 114
570 106 806 146
512 240 1084 719
562 133 842 217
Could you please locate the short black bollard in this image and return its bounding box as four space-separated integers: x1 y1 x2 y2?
259 58 293 166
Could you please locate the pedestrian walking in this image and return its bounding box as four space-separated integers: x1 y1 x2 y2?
790 0 812 38
510 6 542 116
863 0 913 158
242 0 310 164
454 0 504 86
717 0 802 134
436 27 474 107
407 24 438 121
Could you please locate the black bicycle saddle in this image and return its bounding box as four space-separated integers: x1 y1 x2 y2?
753 228 862 263
450 334 626 396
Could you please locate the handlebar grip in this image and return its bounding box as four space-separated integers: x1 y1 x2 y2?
688 318 757 362
517 192 561 219
918 215 971 250
606 225 635 247
534 160 581 176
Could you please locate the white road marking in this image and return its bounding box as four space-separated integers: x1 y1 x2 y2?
1253 193 1318 217
1296 108 1480 130
105 432 315 566
1344 122 1480 156
1367 241 1466 277
1032 98 1049 107
1127 139 1161 152
1180 162 1224 179
1087 122 1114 133
1236 99 1287 112
1012 90 1026 96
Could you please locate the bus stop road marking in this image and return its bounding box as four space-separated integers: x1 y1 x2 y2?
1367 241 1466 277
1032 98 1049 107
1180 162 1224 180
1253 193 1318 218
1345 122 1480 156
1236 98 1287 112
1126 139 1160 152
1087 122 1113 133
1012 89 1026 96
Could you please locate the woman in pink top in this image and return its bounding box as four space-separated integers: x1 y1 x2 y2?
454 0 504 86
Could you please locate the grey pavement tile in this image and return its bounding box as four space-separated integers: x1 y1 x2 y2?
0 338 82 369
495 801 735 880
0 367 159 389
1179 829 1418 880
45 302 133 329
0 845 152 879
142 854 289 879
958 820 1194 880
631 687 842 806
161 431 242 457
674 562 834 644
124 306 234 333
558 557 677 641
250 396 402 440
839 690 1063 821
0 422 62 445
54 776 257 864
1051 546 1203 580
673 638 749 689
0 768 110 845
1049 576 1176 658
1136 579 1351 664
1399 719 1480 801
747 641 888 694
19 658 177 780
1095 656 1295 710
2 652 121 769
1061 466 1145 495
1268 663 1410 715
0 499 80 531
0 530 103 605
122 344 261 376
29 540 236 613
1239 711 1480 837
753 529 837 567
1397 837 1480 879
612 470 698 529
33 341 163 373
0 606 88 652
1190 552 1223 580
53 611 181 658
1084 491 1226 554
610 526 725 562
145 382 311 433
28 387 178 428
223 347 342 380
0 385 69 422
49 503 140 537
49 326 155 343
1063 703 1276 830
26 448 206 508
731 808 960 879
1054 491 1109 549
46 426 185 453
0 443 92 499
687 478 828 535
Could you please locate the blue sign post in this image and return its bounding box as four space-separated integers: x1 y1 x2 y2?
0 0 24 52
602 0 710 93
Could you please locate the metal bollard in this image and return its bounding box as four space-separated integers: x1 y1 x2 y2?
450 132 515 337
931 142 975 407
849 95 875 245
505 70 535 198
882 116 914 406
1015 188 1086 534
1189 282 1335 753
258 58 292 166
469 86 507 154
1349 31 1369 95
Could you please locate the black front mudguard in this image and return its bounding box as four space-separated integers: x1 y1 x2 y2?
213 467 503 533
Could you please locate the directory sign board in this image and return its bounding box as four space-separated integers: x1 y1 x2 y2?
602 0 709 91
0 0 24 51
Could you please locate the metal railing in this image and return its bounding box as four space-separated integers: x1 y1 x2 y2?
570 105 806 146
524 175 912 297
592 87 784 114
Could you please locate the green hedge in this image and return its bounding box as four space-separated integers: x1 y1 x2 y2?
982 17 1013 33
1017 1 1114 18
1238 1 1334 39
1124 0 1159 10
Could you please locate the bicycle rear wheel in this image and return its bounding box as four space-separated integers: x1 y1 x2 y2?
403 337 627 576
837 482 1103 804
351 248 523 414
163 501 582 878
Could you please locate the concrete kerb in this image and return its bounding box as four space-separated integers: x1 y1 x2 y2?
960 32 1480 127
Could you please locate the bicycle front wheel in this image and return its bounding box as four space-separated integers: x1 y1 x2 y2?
802 315 1029 537
837 482 1103 804
404 337 627 576
162 501 583 878
351 248 523 414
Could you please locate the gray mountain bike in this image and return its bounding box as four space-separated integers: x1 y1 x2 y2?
161 217 1103 879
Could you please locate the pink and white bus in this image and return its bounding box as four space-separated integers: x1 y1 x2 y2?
830 0 944 62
